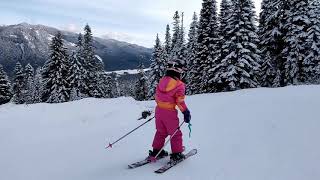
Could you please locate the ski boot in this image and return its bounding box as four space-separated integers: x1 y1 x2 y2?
148 149 169 162
170 152 185 163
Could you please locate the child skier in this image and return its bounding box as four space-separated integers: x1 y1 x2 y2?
148 60 191 162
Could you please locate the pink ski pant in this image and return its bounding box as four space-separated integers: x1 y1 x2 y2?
152 107 183 153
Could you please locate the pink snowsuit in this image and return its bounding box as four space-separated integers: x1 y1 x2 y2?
152 76 188 153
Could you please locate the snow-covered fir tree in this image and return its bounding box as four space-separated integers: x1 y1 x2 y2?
97 73 113 98
33 67 43 103
105 75 114 98
120 79 135 97
281 0 309 85
75 33 89 96
258 0 281 87
177 12 188 65
147 34 166 99
170 11 181 59
68 52 85 101
134 63 148 101
25 63 34 79
76 33 85 64
218 0 232 43
210 0 233 92
186 12 198 95
0 64 12 105
179 12 186 46
114 74 121 98
201 0 220 93
163 24 172 64
213 0 260 91
303 0 320 83
12 61 25 104
83 25 98 72
190 0 219 94
262 0 289 87
82 24 104 97
24 63 35 104
42 31 70 103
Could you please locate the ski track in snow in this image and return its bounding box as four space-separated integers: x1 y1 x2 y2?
0 85 320 180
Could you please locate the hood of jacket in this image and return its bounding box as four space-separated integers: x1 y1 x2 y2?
157 76 183 93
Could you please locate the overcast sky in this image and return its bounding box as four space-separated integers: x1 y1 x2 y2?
0 0 262 47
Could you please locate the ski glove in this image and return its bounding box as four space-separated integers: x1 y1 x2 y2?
183 109 191 123
141 110 152 119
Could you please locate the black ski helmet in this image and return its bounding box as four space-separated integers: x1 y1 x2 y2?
166 59 186 73
165 59 186 80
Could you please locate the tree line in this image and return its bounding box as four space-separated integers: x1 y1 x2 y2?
146 0 320 98
0 25 132 105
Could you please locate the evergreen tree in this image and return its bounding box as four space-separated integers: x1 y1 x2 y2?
105 75 113 98
33 67 43 103
211 0 233 92
177 12 188 64
135 63 148 101
267 0 288 87
218 0 232 43
179 12 186 46
186 12 199 95
42 31 70 103
191 0 219 94
68 52 85 101
83 25 97 72
258 0 281 87
148 34 166 99
171 11 181 59
83 24 104 97
95 73 112 98
0 64 12 105
24 63 35 104
25 63 34 79
303 0 320 83
113 73 121 98
12 62 25 104
203 0 221 93
214 0 260 91
75 33 89 96
164 24 172 63
281 0 309 85
121 79 135 97
76 33 85 65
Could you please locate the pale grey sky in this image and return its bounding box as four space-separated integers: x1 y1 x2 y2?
0 0 262 47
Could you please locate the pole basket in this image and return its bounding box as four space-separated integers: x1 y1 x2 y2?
149 156 157 163
106 143 113 149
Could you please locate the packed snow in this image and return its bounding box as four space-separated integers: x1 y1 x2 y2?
0 85 319 180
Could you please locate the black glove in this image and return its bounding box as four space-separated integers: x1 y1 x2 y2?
182 109 191 123
141 110 152 119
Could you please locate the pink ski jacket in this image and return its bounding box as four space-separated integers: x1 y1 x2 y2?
155 76 188 112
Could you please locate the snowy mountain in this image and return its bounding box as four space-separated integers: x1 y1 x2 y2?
1 85 319 180
0 23 152 74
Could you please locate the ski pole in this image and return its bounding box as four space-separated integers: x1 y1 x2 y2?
106 116 155 149
150 121 185 162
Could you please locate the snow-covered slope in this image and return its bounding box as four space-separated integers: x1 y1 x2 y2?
0 85 319 180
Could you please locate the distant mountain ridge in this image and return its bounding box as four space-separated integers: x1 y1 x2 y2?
0 23 152 74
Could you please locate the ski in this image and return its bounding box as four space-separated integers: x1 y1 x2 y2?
154 149 197 174
128 154 168 169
